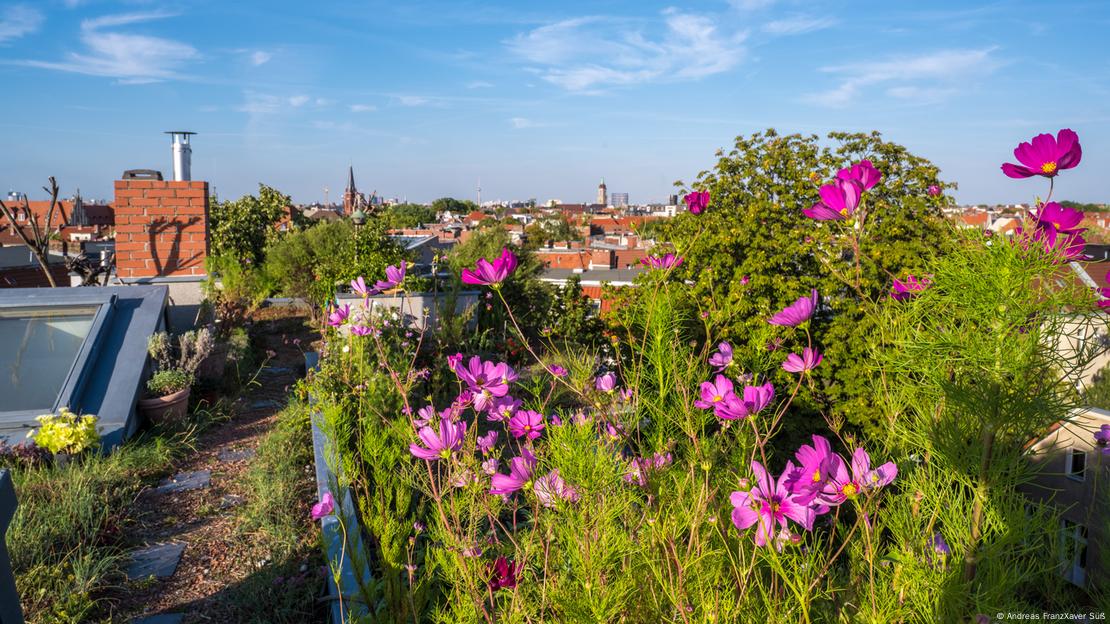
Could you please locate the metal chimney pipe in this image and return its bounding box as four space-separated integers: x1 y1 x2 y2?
164 131 196 181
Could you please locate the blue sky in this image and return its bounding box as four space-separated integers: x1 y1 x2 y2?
1 0 1108 206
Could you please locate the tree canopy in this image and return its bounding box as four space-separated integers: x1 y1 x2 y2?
209 184 290 265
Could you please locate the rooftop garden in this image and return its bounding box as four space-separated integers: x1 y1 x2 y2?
301 128 1108 622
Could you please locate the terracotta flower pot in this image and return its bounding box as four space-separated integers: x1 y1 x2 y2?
137 387 191 426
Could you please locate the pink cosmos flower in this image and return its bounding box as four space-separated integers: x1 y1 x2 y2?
684 191 709 215
351 276 372 298
812 447 897 507
695 374 735 410
533 469 579 507
462 247 519 287
311 492 336 519
708 342 733 371
803 180 862 221
456 356 517 412
478 430 499 455
487 396 521 422
768 289 819 326
624 452 673 486
409 419 467 461
447 352 464 373
786 435 838 510
350 324 372 336
890 275 931 302
326 303 350 327
782 348 822 374
1001 129 1082 179
1095 425 1110 454
730 461 815 547
374 262 406 292
508 409 545 440
488 557 521 591
713 382 775 420
595 372 618 393
490 448 537 495
641 253 683 270
482 457 499 475
1026 202 1087 260
547 365 568 377
414 405 437 428
837 159 882 191
927 185 942 197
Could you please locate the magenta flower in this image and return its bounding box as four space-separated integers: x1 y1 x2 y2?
482 457 499 475
695 374 735 410
890 275 931 302
456 356 517 412
350 324 372 336
409 419 467 461
813 447 897 506
477 430 499 455
624 452 673 486
488 557 522 591
708 342 733 371
730 461 815 547
414 405 436 428
768 289 819 326
927 185 942 197
487 395 521 422
641 253 683 270
1026 202 1087 260
374 262 406 292
351 276 372 298
547 365 568 377
447 352 464 372
1092 421 1110 446
786 435 838 508
714 382 775 420
837 159 882 191
1001 128 1082 179
311 492 336 520
782 348 822 374
684 190 709 215
533 469 579 507
508 409 545 440
326 303 350 327
595 372 618 393
803 180 862 221
490 448 537 495
461 247 519 287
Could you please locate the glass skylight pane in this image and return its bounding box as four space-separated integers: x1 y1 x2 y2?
0 305 98 412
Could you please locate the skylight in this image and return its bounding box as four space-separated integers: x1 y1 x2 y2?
0 306 98 412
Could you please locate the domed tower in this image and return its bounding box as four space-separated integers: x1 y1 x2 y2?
597 178 607 206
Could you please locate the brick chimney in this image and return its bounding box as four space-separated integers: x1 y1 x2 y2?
113 178 209 279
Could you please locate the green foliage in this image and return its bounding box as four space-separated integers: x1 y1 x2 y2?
146 369 192 396
431 197 478 215
654 129 951 436
261 218 405 307
1083 363 1110 410
210 184 290 265
30 409 99 455
525 215 579 245
379 203 438 229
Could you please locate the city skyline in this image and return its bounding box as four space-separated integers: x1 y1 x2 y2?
1 1 1109 205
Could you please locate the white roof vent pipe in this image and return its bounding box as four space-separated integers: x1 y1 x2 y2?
165 131 196 182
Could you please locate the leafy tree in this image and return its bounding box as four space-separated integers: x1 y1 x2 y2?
261 219 404 307
431 197 478 215
378 203 438 229
525 216 579 247
634 129 951 435
209 184 289 265
544 276 605 350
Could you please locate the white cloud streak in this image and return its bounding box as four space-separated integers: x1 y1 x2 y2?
349 104 377 112
507 9 747 92
19 11 196 83
810 48 1000 107
0 5 43 44
250 50 271 66
762 16 837 35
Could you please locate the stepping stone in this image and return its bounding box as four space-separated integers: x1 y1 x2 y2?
219 494 245 509
217 448 256 462
153 470 211 495
249 399 282 410
133 614 184 624
127 542 186 580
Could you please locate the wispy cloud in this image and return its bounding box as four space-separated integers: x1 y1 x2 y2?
0 5 43 44
510 117 548 129
762 16 837 35
507 9 747 92
396 95 431 106
18 11 197 83
811 48 1001 107
467 80 493 89
238 92 330 114
250 50 271 66
349 104 377 113
729 0 776 10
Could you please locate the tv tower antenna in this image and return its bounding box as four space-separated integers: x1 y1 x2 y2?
324 186 329 206
477 178 482 207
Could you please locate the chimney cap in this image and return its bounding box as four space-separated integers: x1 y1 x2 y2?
122 169 164 180
164 130 197 135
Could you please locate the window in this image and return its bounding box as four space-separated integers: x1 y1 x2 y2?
1065 448 1087 481
1059 519 1088 586
0 306 98 412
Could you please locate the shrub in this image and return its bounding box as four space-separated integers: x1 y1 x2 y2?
29 409 99 455
146 369 193 396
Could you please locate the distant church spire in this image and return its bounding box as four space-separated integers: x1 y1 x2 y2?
597 178 607 206
344 165 359 214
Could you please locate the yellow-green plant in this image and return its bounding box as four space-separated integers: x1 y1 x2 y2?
29 408 100 455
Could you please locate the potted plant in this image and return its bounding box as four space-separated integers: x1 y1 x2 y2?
28 408 100 467
139 327 214 425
